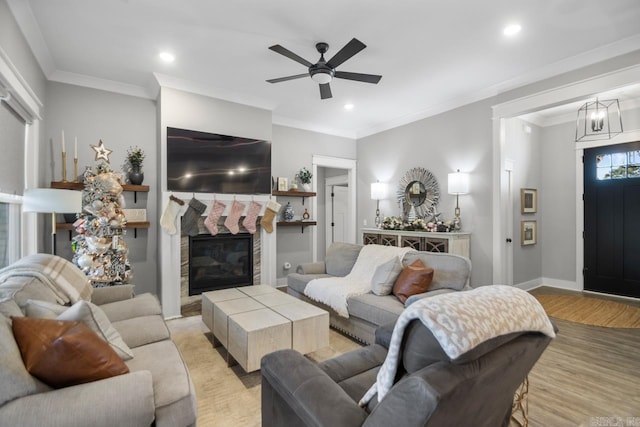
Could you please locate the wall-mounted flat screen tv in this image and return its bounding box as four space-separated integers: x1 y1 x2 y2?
167 127 271 194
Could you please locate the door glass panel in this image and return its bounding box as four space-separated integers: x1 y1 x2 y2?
628 150 640 178
596 154 611 180
594 151 640 180
611 152 627 179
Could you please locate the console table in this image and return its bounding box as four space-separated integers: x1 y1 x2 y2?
362 228 470 258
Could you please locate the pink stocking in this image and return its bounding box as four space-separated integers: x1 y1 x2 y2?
204 200 226 235
224 200 245 235
242 201 262 234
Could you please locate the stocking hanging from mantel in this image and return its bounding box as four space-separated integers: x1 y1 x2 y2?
224 200 246 235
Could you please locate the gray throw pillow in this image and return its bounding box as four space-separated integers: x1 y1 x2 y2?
325 243 363 277
371 257 403 296
24 299 67 319
57 300 134 360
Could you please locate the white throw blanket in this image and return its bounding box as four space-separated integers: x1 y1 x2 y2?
359 285 556 406
0 254 92 304
304 244 414 317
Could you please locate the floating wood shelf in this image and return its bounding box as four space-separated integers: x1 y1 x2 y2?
272 190 316 197
57 221 150 238
57 221 150 230
272 190 316 205
277 221 317 233
51 181 150 192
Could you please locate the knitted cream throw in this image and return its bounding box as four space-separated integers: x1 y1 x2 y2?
304 244 414 317
359 285 556 406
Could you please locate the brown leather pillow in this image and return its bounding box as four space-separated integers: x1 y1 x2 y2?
11 317 129 389
392 259 434 304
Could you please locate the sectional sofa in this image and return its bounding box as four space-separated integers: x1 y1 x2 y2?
0 254 196 427
287 242 472 344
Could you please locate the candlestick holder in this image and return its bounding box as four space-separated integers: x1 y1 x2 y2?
61 152 67 182
74 157 79 182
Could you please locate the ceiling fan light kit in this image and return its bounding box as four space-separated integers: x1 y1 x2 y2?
267 38 382 99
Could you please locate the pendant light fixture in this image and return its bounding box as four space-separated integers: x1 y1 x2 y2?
575 98 623 142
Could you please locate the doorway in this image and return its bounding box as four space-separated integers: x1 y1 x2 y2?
311 155 357 262
325 175 350 250
584 141 640 297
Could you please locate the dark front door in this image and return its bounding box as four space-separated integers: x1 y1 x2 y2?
584 141 640 297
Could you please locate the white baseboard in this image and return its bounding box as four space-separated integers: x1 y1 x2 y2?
513 278 543 291
514 277 580 292
276 277 288 288
541 277 581 291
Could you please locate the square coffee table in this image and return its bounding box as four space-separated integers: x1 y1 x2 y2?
202 285 329 372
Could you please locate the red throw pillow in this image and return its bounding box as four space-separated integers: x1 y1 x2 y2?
392 259 434 303
11 317 129 389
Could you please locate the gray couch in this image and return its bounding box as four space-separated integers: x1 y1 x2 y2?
287 242 472 344
0 254 196 427
262 318 556 427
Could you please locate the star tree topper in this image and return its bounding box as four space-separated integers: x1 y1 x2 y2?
91 139 113 163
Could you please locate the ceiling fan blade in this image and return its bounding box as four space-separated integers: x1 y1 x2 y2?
319 83 332 99
326 38 366 69
266 73 309 84
334 71 382 84
268 45 313 67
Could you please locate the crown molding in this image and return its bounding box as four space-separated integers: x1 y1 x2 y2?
153 73 276 111
6 0 55 77
272 114 356 139
48 70 155 99
357 35 640 139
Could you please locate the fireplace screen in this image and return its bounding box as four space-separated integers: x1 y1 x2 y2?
188 234 253 295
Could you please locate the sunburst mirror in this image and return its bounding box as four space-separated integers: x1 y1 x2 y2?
397 167 440 218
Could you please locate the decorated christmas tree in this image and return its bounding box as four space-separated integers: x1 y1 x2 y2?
72 161 131 286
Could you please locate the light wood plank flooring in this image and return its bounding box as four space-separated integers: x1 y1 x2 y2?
521 287 640 426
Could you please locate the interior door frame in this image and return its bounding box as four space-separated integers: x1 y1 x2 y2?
325 174 349 252
491 63 640 289
312 155 357 262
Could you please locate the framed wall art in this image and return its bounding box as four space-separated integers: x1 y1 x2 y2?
521 220 537 246
520 188 537 214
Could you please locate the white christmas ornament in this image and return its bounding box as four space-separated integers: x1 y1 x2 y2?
77 254 93 269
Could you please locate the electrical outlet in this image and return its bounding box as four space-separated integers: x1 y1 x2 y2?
363 219 368 226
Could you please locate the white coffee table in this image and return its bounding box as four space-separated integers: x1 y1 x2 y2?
202 285 329 372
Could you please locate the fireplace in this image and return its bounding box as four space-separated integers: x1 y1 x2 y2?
188 233 253 295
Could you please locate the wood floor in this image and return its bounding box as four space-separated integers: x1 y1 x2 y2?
521 287 640 426
175 286 640 426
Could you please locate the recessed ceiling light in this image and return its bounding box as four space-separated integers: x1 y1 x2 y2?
503 24 521 37
344 103 354 111
159 52 175 63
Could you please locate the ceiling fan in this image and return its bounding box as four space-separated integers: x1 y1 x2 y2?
266 38 382 100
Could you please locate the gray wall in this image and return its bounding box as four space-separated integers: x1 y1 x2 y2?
272 125 356 278
42 82 158 295
505 118 542 285
539 120 576 282
539 104 640 283
0 0 47 103
357 99 495 287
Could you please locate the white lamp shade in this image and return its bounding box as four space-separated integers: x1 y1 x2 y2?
370 182 386 200
22 188 83 213
448 171 470 195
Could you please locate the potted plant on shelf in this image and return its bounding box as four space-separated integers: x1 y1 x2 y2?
125 146 145 185
296 167 313 192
